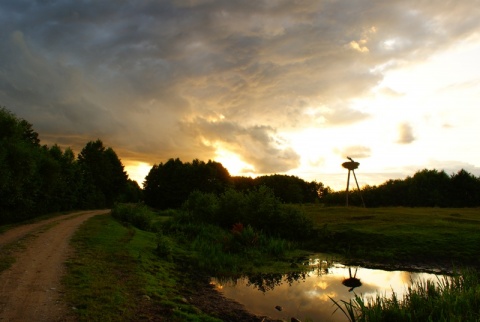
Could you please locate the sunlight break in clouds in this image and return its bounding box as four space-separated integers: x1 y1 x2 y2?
124 161 152 187
1 1 480 189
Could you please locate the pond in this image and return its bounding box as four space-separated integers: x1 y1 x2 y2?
211 256 444 322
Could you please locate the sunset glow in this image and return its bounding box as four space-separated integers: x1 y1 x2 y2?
1 1 479 190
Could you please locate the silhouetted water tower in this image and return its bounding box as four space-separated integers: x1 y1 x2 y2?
342 157 365 207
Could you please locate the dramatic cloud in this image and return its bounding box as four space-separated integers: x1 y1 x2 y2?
1 0 479 185
183 117 301 173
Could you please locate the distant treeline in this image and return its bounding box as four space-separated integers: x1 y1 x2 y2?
0 107 141 224
3 106 480 225
324 168 480 207
143 158 326 209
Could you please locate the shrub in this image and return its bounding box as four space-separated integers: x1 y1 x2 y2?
182 190 219 223
216 188 249 227
155 232 173 260
272 204 314 240
111 203 155 231
181 186 313 241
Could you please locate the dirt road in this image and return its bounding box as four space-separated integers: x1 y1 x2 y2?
0 210 109 322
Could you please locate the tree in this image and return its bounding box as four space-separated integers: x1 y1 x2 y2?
46 145 82 211
0 107 44 222
77 139 128 208
232 176 256 192
143 158 232 209
449 169 480 207
234 174 324 203
406 169 450 207
0 107 137 224
332 168 480 208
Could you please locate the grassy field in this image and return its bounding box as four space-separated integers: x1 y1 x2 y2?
298 205 480 269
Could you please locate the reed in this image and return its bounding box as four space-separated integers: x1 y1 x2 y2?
331 269 480 322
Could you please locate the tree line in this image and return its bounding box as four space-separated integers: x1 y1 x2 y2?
324 168 480 207
143 158 326 209
0 107 141 224
3 106 480 225
1 107 323 224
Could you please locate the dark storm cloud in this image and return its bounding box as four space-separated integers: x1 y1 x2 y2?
1 0 479 172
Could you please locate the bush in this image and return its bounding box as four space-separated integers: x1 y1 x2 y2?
181 186 313 241
272 204 314 240
155 232 173 260
182 190 219 223
111 203 155 231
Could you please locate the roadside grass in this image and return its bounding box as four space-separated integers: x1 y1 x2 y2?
63 214 221 322
298 205 480 267
331 268 480 322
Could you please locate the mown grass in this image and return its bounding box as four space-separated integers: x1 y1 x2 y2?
298 205 480 267
63 214 221 322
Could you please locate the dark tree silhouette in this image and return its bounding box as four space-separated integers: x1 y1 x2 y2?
143 158 232 209
327 168 480 207
77 139 129 208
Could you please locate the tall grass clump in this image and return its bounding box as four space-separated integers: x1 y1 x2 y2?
111 203 156 231
331 269 480 322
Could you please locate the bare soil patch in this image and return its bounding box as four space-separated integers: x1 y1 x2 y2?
0 210 109 322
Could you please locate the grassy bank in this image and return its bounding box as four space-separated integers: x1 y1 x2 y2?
63 206 297 321
300 205 480 268
63 214 221 321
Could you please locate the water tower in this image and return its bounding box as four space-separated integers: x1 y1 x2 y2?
342 157 365 207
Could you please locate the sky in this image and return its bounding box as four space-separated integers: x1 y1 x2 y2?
1 0 480 190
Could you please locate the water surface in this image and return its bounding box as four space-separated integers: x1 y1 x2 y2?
211 258 442 322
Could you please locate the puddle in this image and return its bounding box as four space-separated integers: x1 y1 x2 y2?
211 257 443 322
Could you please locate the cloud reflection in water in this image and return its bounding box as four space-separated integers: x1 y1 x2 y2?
211 262 441 322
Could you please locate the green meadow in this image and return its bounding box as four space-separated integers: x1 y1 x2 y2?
300 205 480 268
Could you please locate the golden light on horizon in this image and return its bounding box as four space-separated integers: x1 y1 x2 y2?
124 161 152 187
214 148 254 176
